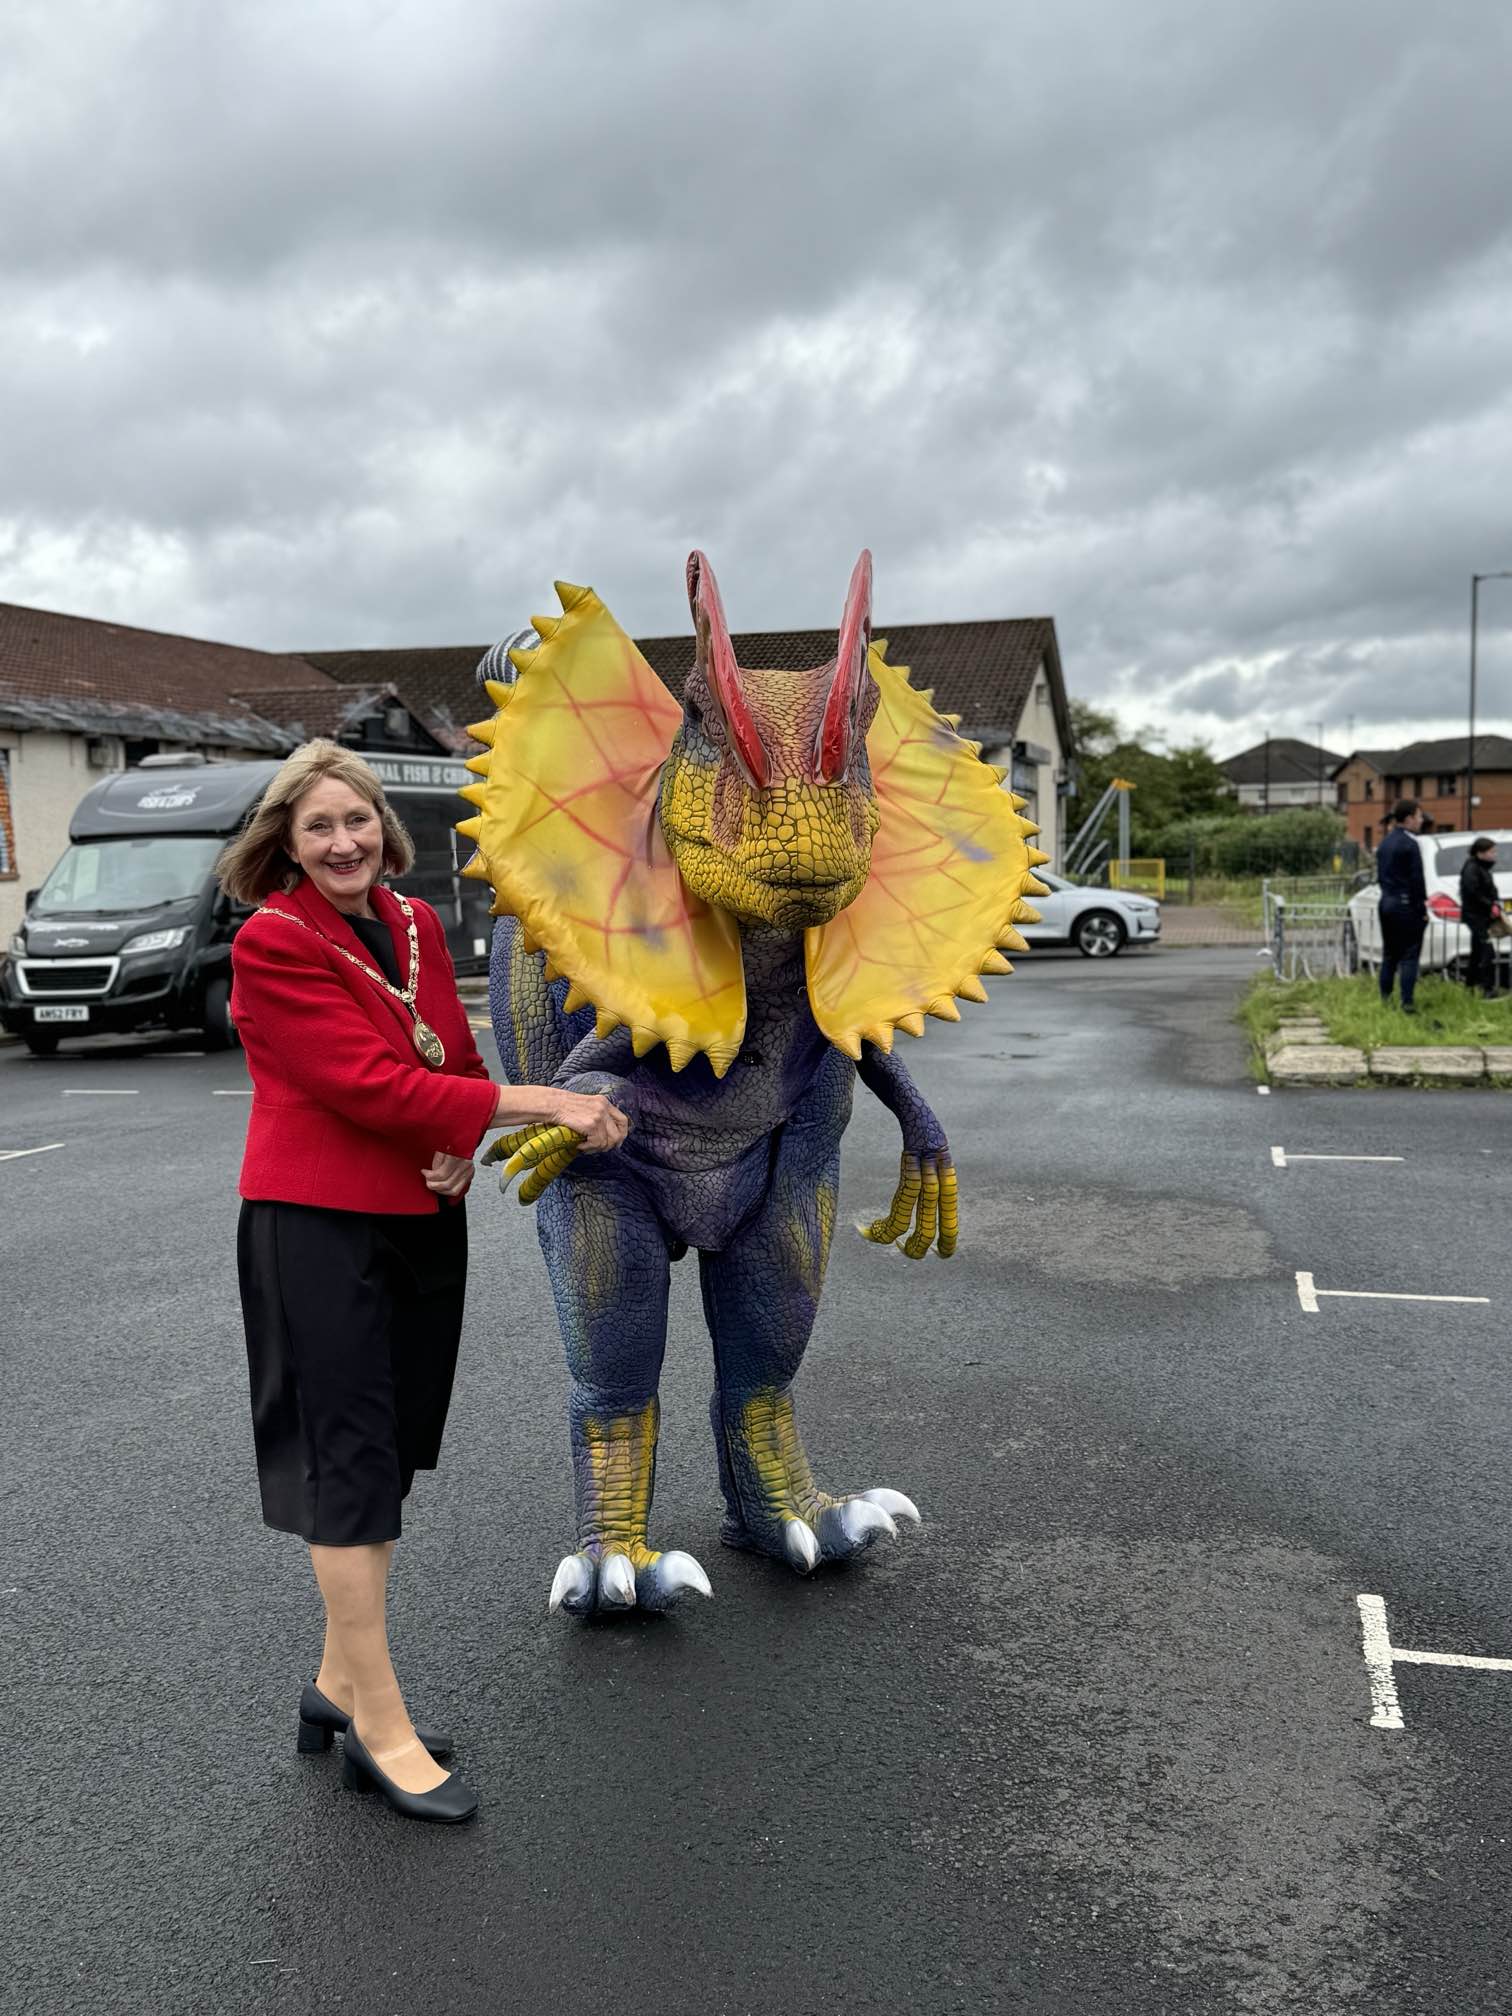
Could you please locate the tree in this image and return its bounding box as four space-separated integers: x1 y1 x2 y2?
1066 704 1231 854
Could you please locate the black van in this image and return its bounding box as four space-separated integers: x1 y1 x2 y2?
1 758 279 1054
2 750 497 1057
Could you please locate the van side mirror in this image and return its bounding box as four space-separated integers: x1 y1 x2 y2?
24 888 38 911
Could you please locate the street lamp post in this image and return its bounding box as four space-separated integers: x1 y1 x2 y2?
1468 570 1512 829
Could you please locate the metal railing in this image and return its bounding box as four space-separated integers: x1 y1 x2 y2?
1263 876 1358 981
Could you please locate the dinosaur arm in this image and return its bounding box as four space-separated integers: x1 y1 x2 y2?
856 1042 948 1158
855 1041 957 1259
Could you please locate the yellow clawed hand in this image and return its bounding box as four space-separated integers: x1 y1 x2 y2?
482 1122 584 1203
859 1150 959 1259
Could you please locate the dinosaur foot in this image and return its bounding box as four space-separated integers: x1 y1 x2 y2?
721 1487 922 1575
547 1544 713 1619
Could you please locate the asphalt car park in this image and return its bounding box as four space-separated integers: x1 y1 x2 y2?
5 945 1512 2015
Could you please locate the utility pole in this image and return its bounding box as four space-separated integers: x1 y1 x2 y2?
1263 732 1270 813
1315 722 1325 807
1468 570 1512 829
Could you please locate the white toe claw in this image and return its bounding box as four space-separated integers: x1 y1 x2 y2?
598 1552 637 1609
840 1498 897 1547
784 1518 820 1574
548 1553 593 1615
656 1550 713 1601
861 1487 922 1526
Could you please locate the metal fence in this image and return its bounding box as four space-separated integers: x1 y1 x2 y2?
1263 876 1360 981
1109 857 1167 898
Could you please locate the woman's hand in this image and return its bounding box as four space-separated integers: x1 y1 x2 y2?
550 1088 630 1153
422 1151 475 1199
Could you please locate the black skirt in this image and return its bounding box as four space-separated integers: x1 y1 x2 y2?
236 1199 468 1546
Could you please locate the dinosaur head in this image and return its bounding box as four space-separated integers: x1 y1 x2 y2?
659 550 882 930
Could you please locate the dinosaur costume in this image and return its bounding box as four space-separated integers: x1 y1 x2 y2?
457 552 1048 1616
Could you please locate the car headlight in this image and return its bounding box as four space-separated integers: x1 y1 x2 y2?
121 927 190 956
7 934 23 958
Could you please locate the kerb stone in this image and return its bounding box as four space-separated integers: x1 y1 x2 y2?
1369 1047 1486 1082
1267 1044 1367 1084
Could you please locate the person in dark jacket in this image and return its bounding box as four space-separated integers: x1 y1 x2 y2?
1458 836 1503 998
1375 798 1426 1012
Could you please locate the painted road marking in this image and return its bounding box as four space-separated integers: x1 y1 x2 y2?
212 1089 253 1096
0 1143 66 1162
1296 1271 1488 1313
1358 1595 1512 1731
1271 1147 1404 1168
62 1088 138 1096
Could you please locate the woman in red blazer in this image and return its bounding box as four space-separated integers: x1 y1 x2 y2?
221 739 627 1825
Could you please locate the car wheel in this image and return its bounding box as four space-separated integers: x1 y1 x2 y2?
202 976 239 1051
23 1030 60 1056
1075 909 1126 958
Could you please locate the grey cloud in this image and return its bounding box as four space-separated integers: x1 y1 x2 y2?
3 0 1512 759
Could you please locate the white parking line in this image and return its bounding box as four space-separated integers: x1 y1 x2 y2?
1358 1595 1512 1731
1271 1147 1404 1168
1296 1270 1488 1313
0 1143 65 1162
62 1088 138 1096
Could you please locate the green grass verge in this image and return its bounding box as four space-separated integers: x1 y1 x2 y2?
1241 973 1512 1055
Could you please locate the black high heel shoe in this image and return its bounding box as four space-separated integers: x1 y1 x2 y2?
340 1727 479 1824
296 1681 453 1761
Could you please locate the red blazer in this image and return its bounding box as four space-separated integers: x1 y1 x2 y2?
231 879 498 1215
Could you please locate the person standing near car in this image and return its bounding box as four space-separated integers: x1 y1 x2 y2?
217 739 628 1825
1376 798 1427 1013
1458 836 1503 999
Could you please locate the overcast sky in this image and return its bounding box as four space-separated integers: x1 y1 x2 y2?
4 0 1510 758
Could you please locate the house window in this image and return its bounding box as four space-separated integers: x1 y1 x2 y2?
1364 825 1374 850
1438 774 1456 796
1364 779 1374 800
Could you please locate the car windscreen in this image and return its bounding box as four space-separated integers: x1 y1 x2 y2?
33 836 223 915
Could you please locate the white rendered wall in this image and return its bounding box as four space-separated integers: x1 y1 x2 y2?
1014 663 1064 866
0 731 113 942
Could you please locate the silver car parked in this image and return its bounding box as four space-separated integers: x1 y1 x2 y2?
1019 872 1162 957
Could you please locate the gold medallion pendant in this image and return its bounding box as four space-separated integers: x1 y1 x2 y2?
411 1016 446 1068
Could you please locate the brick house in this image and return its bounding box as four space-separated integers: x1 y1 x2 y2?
1331 736 1512 850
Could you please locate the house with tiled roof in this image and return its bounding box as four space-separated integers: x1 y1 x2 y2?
0 596 1075 944
1218 737 1345 811
0 602 465 941
311 614 1075 863
1331 736 1512 849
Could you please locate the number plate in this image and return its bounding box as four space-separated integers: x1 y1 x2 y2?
35 1004 90 1023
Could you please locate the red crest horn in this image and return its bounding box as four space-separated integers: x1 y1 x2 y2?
686 551 769 789
816 550 873 783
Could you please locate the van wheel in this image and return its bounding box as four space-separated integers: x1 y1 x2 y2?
23 1031 60 1056
203 977 239 1051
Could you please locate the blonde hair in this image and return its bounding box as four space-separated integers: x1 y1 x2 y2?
216 739 415 905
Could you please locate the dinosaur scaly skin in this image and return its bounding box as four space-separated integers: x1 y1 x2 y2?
465 553 1047 1616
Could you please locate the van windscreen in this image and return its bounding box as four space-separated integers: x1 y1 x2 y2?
35 837 224 914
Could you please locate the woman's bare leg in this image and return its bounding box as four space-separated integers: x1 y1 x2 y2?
309 1542 446 1796
314 1540 394 1707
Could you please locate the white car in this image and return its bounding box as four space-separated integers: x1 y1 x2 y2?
1348 828 1512 974
1019 871 1162 957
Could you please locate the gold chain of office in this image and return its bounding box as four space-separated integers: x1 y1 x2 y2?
259 891 447 1067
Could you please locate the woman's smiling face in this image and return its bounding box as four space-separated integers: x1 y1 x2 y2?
289 776 384 914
